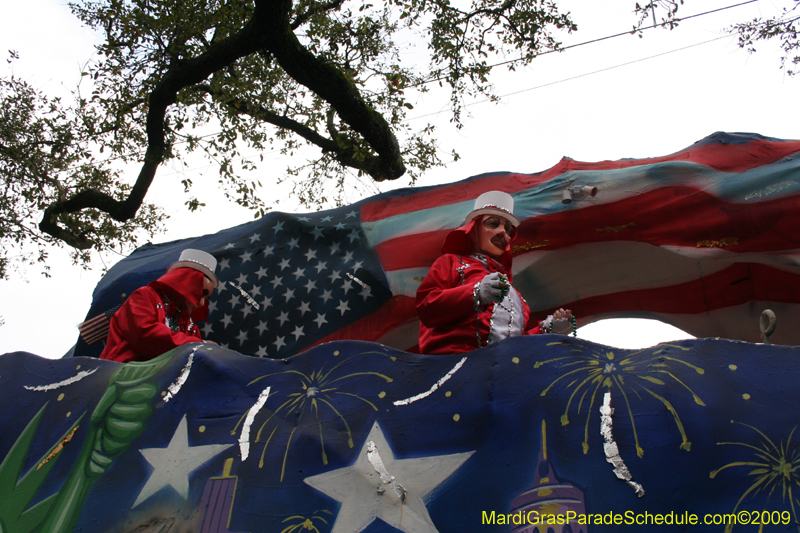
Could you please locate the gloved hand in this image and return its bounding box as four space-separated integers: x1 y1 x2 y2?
477 272 508 305
541 308 574 334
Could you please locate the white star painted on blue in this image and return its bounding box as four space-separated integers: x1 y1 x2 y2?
278 258 291 271
298 216 310 222
255 266 268 279
255 346 268 357
304 422 474 533
328 270 341 283
261 296 272 309
343 251 354 263
353 260 364 271
321 290 333 303
304 279 317 293
218 258 230 271
292 267 305 280
228 294 241 307
341 279 354 294
336 300 350 316
249 233 261 243
207 300 217 314
288 237 300 250
345 210 357 218
347 229 360 243
257 320 269 335
239 305 253 318
224 242 235 250
291 325 305 340
270 276 283 289
283 288 295 302
273 221 285 233
236 330 248 344
329 242 341 255
240 251 252 264
335 222 346 230
321 215 333 222
313 313 328 328
262 245 274 256
311 226 325 240
220 314 233 328
277 311 290 326
201 322 213 336
360 286 372 301
249 285 262 298
273 336 286 350
314 261 327 274
297 301 311 316
236 273 248 285
133 416 232 508
304 249 317 261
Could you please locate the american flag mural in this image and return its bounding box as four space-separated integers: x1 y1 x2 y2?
74 131 800 358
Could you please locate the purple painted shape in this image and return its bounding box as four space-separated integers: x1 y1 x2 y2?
199 477 237 533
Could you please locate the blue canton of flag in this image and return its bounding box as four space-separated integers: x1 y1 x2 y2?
187 207 391 358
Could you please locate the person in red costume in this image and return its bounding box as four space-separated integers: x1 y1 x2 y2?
417 191 573 355
100 249 219 363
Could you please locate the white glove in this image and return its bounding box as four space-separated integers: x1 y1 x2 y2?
477 272 506 305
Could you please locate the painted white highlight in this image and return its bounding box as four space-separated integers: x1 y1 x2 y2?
24 367 98 391
393 357 467 406
600 391 645 497
239 385 271 461
367 440 407 500
162 348 197 402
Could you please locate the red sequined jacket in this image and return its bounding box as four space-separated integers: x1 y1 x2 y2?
100 268 208 363
416 219 542 355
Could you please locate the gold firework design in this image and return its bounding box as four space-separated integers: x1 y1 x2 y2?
280 509 333 533
537 343 705 456
710 422 800 532
233 351 394 481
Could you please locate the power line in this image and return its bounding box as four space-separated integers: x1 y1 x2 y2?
407 34 733 122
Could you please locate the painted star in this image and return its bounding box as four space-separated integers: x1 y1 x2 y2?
320 290 333 304
273 221 285 233
336 300 350 316
255 346 269 357
328 270 342 283
329 241 341 255
343 251 354 263
270 276 283 289
342 279 354 295
218 258 230 271
201 322 214 336
304 279 317 293
313 313 328 328
256 320 269 335
304 422 474 533
236 330 249 344
249 232 261 243
353 260 364 271
262 245 274 256
255 266 268 279
321 215 333 222
220 314 233 328
236 273 248 285
345 210 357 218
273 336 286 350
291 325 305 340
314 261 327 274
304 249 318 261
292 267 306 280
239 306 253 318
207 300 217 314
283 288 295 302
133 415 232 507
249 285 262 298
224 242 235 250
360 286 373 301
311 226 325 240
277 311 290 326
347 229 360 243
228 294 241 307
297 301 311 316
261 296 272 309
288 237 300 250
240 251 252 264
278 258 291 271
335 222 346 230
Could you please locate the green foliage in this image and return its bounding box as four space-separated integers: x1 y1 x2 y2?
0 52 165 279
2 0 579 275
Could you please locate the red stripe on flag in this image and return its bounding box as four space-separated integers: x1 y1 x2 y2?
360 138 800 223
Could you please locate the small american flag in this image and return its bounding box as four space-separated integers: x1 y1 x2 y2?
77 304 122 345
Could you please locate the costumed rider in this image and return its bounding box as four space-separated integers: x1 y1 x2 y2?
416 191 573 355
100 249 219 363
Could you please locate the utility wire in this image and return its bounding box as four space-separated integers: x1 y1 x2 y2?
408 34 732 122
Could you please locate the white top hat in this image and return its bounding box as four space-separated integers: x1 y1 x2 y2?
464 191 520 227
168 249 219 287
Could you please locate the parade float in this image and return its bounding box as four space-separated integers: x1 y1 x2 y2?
2 132 800 532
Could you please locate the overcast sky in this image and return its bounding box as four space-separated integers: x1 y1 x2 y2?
1 0 797 358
